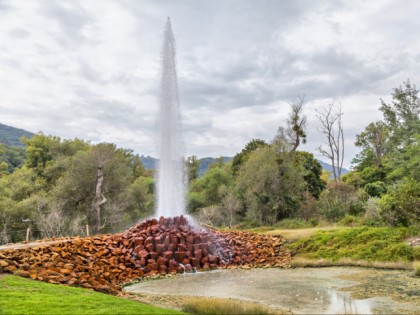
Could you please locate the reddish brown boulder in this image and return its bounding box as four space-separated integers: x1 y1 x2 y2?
0 215 291 295
173 251 187 263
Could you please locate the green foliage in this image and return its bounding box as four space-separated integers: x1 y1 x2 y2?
188 165 234 213
0 145 26 174
51 143 135 233
349 80 420 227
126 176 155 220
0 275 182 315
386 134 420 182
377 177 420 227
380 80 420 150
316 182 366 220
21 133 59 173
294 151 326 198
0 136 152 243
338 214 360 226
237 146 305 225
231 139 267 175
355 121 388 167
364 181 387 197
289 227 415 262
343 165 387 192
186 155 199 183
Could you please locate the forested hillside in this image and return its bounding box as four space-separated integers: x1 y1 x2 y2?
0 123 34 147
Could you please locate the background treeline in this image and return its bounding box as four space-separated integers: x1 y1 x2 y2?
0 137 155 243
0 81 418 244
187 81 419 229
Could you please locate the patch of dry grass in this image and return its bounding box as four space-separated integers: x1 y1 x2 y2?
414 261 420 276
263 226 343 241
291 257 413 270
182 297 289 315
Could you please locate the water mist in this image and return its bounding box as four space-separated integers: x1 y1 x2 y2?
156 18 186 218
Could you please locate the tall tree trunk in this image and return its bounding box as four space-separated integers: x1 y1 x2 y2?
93 166 106 233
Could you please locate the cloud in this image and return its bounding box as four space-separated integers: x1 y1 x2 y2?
0 0 419 168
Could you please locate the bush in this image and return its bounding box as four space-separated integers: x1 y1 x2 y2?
339 214 360 227
378 178 420 227
364 181 387 197
298 191 318 220
317 182 366 221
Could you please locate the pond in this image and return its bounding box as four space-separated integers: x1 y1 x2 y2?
125 267 420 314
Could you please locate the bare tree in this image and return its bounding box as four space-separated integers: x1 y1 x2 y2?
219 188 241 228
35 198 67 238
287 95 307 152
198 206 222 227
316 102 344 182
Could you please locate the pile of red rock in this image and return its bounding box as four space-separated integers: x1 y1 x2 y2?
0 216 290 294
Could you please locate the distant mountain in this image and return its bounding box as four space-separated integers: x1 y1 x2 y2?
196 157 232 177
139 155 157 170
140 155 348 179
0 123 34 147
317 160 349 178
139 155 232 177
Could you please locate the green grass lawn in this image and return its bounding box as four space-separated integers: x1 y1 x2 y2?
0 275 184 315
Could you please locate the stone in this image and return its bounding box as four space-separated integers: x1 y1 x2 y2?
174 251 187 263
0 215 291 295
162 251 173 260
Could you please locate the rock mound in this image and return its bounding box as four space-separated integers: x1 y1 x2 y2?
0 216 290 294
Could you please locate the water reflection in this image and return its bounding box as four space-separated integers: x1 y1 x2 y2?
325 289 372 314
125 268 415 314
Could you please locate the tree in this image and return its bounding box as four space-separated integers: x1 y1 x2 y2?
287 96 307 152
187 165 234 213
316 102 344 182
186 155 199 184
21 133 59 174
126 176 155 220
219 185 241 228
237 146 305 225
355 122 388 168
378 177 420 227
380 80 420 150
231 139 268 175
294 151 326 198
51 143 133 234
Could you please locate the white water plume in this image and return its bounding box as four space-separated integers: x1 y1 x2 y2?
155 18 186 218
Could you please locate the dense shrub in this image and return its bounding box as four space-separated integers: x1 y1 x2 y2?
378 178 420 227
316 182 366 221
364 181 387 197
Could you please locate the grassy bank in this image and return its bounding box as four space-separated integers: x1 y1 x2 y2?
0 275 183 315
285 226 419 263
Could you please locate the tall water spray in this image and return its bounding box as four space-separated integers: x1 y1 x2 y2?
156 18 186 217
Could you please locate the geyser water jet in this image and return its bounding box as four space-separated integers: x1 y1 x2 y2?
156 18 186 217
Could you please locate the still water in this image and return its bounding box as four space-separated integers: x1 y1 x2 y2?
125 267 419 314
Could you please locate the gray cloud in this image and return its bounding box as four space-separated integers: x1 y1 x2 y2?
1 0 420 167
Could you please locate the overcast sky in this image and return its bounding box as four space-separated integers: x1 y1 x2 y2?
1 0 420 167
